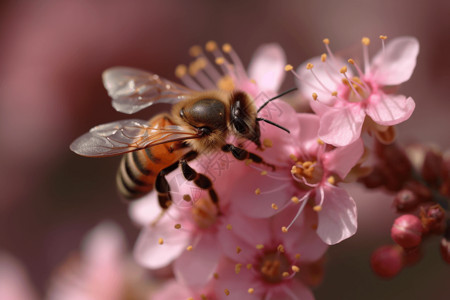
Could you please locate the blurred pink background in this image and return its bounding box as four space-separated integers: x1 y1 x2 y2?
0 0 449 299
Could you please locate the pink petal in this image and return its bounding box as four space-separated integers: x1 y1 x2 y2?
322 138 364 179
128 192 163 226
297 113 320 154
173 233 221 288
371 36 419 86
366 94 415 126
0 254 38 300
247 43 286 93
217 212 272 261
229 168 294 218
316 186 357 245
152 280 192 300
214 258 264 300
318 104 366 147
133 219 190 269
288 281 315 300
297 56 350 104
272 207 328 262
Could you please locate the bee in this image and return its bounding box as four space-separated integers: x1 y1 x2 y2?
70 67 294 210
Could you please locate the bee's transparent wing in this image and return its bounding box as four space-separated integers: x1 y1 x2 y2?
103 67 194 114
70 119 199 157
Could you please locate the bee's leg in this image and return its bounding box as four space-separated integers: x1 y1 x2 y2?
179 151 219 207
222 144 275 171
155 160 180 210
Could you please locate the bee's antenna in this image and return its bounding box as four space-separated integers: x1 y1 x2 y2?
256 87 297 113
256 117 290 134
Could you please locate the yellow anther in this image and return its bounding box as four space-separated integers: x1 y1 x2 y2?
348 58 355 65
263 138 273 148
226 224 232 230
235 263 242 274
379 35 388 40
217 75 235 91
183 194 192 202
215 57 225 65
281 226 288 233
224 289 230 296
321 53 327 62
236 246 242 254
246 264 253 269
222 43 232 53
291 265 300 273
295 253 301 260
306 63 314 70
271 203 278 210
323 38 330 45
317 139 324 145
331 91 338 97
158 238 164 245
245 159 253 166
291 196 300 204
200 295 207 300
327 176 336 185
248 288 255 294
260 170 268 176
313 205 322 212
277 244 285 253
340 66 348 74
196 57 207 69
289 154 298 162
255 188 261 195
189 45 202 57
282 272 290 277
213 272 219 279
362 37 370 46
342 78 350 86
188 297 194 300
312 92 318 101
188 61 200 75
175 64 187 78
284 64 293 71
186 245 193 251
174 224 181 229
256 244 264 250
206 40 218 52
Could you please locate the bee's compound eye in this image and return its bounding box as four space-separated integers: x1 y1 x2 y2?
233 119 248 134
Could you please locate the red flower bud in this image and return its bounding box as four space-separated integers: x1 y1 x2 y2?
370 245 403 278
420 204 445 234
391 214 423 249
394 189 419 212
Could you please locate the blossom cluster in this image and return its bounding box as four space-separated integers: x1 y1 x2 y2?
121 36 446 300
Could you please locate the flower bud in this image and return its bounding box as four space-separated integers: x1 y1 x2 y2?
391 214 423 249
420 204 445 234
394 189 419 212
360 166 385 189
440 238 450 264
370 245 403 278
405 181 432 202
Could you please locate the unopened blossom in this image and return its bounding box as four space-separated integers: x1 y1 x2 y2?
231 112 363 245
291 36 419 146
213 207 327 300
47 222 150 300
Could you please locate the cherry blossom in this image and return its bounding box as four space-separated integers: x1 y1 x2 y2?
290 36 419 146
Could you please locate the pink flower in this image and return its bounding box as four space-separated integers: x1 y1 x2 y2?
231 113 363 245
212 207 327 299
46 222 150 300
129 42 290 288
291 36 419 146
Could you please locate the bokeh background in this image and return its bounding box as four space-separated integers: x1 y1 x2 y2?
0 0 449 299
